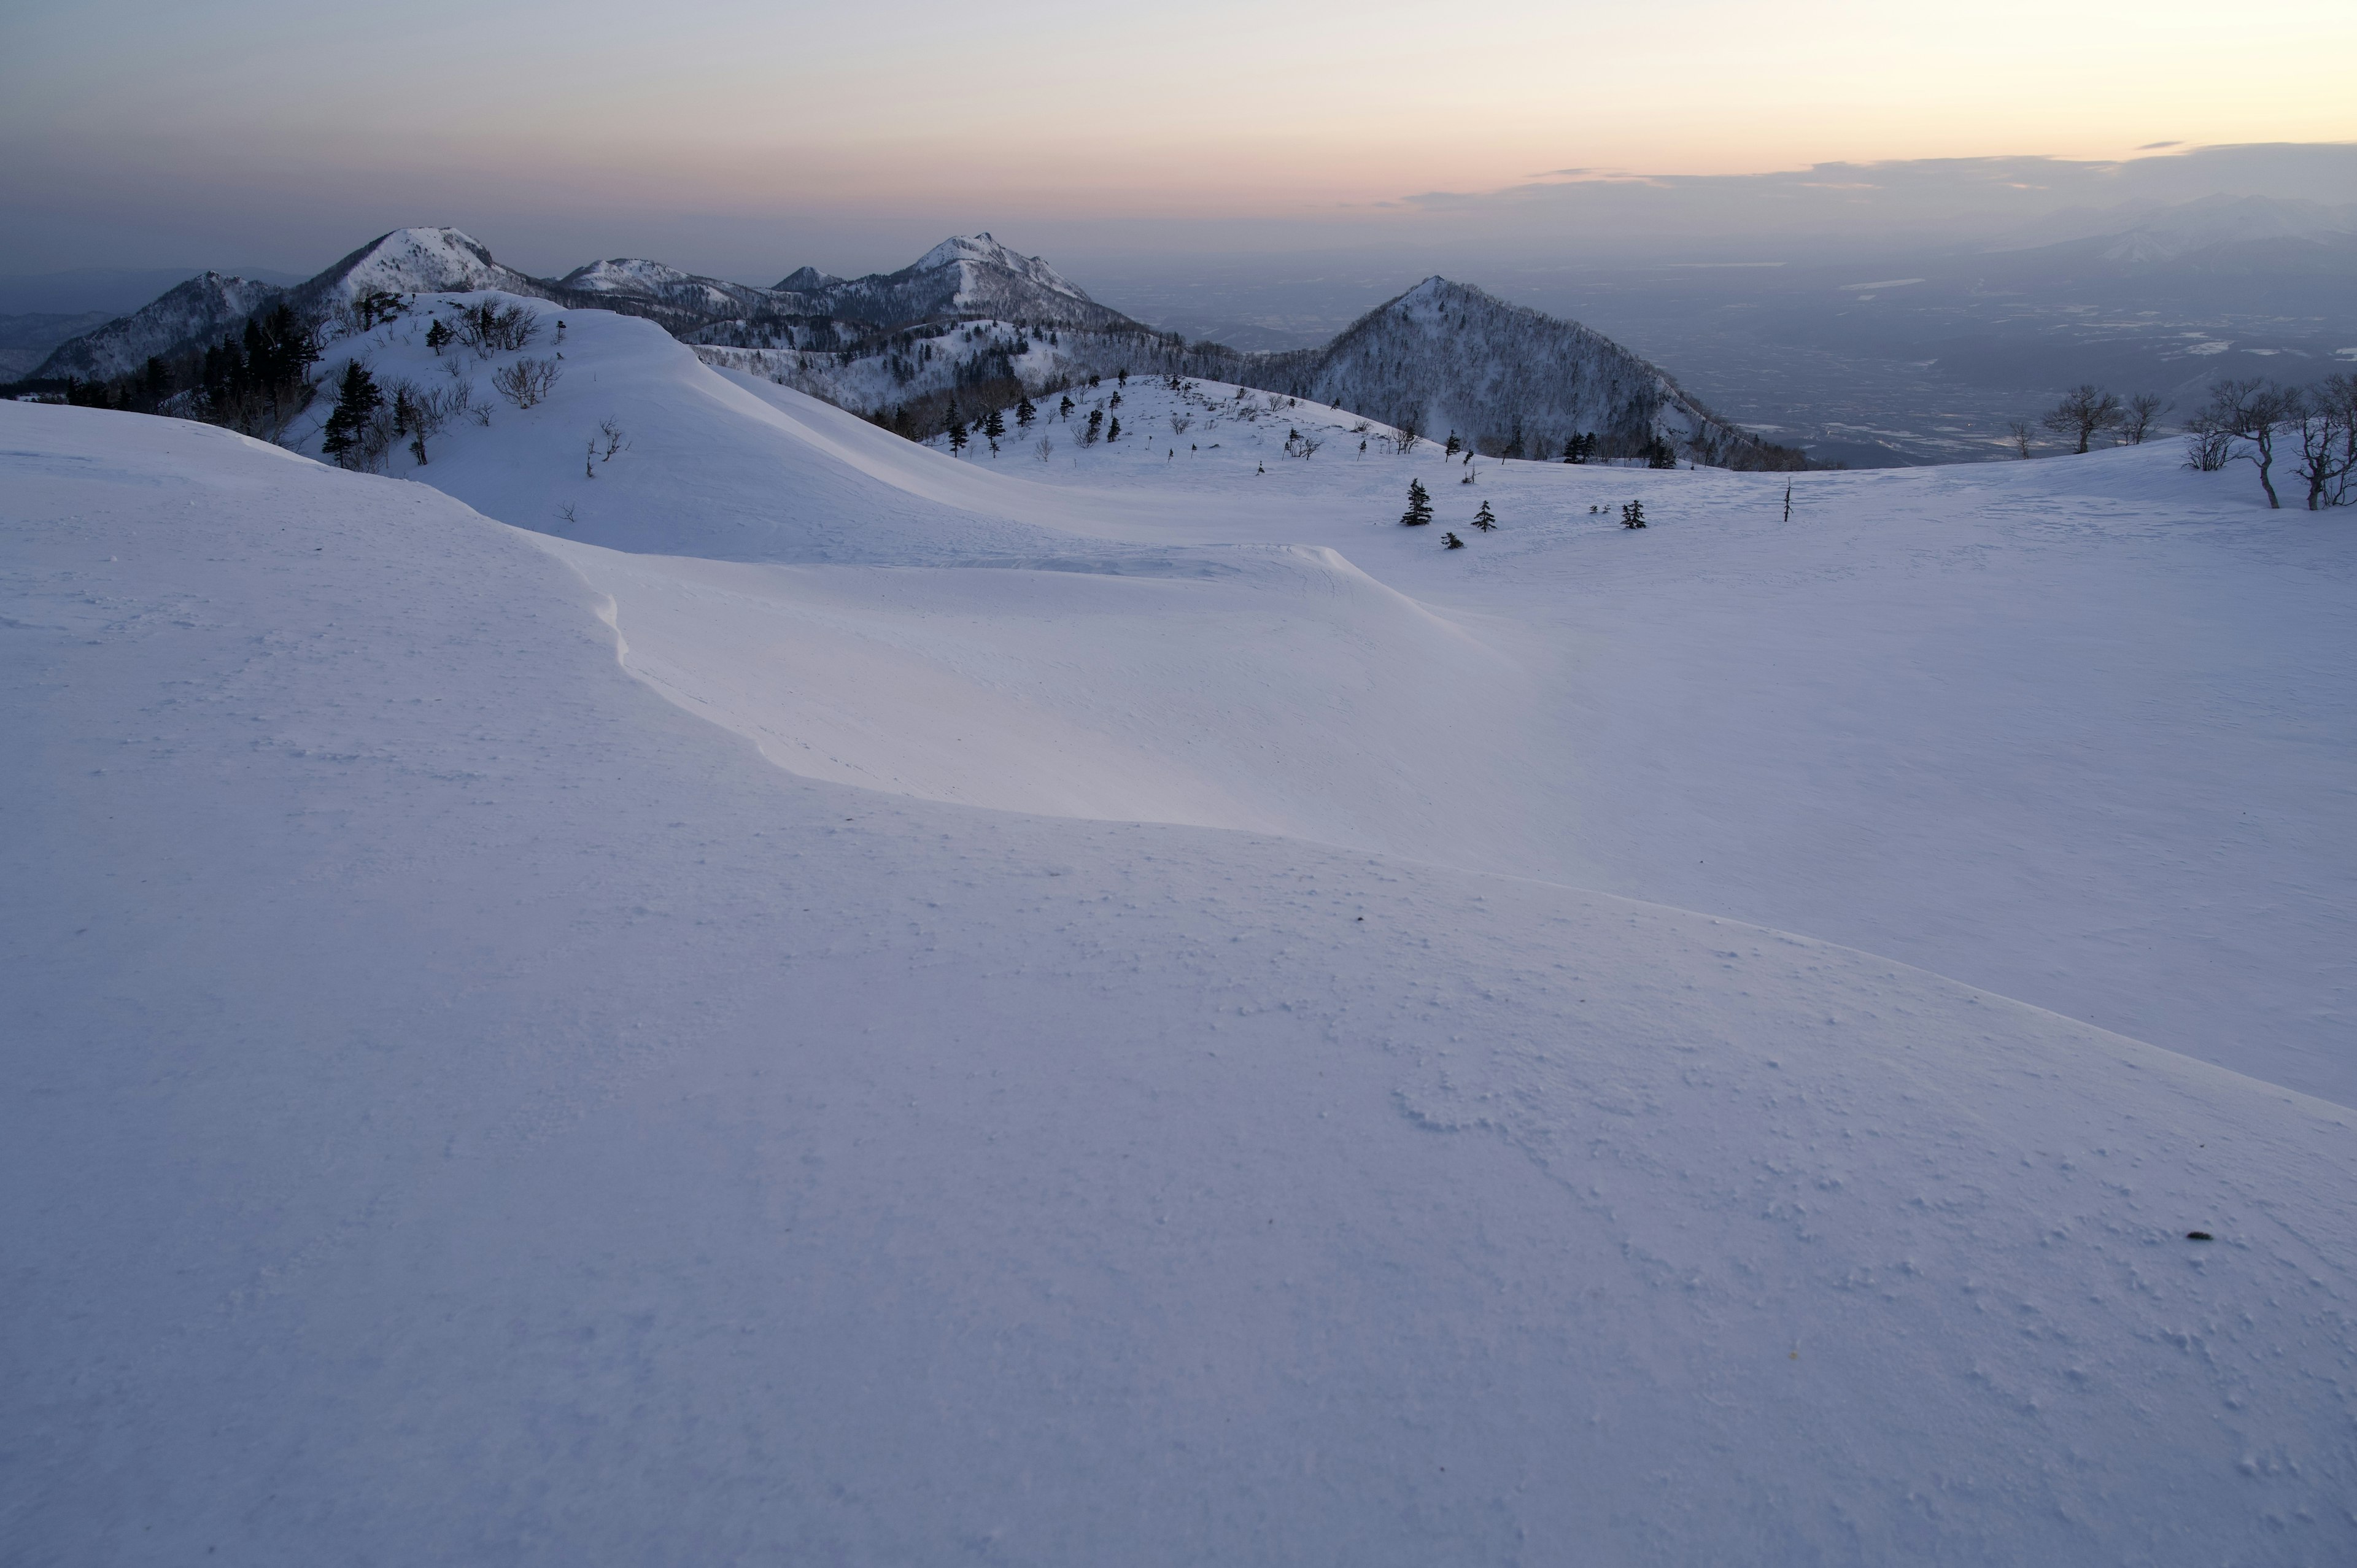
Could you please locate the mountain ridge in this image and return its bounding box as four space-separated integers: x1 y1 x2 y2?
29 226 1802 466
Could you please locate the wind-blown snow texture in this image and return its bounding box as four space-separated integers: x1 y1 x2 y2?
7 298 2355 1565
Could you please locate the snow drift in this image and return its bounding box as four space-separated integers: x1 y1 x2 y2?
7 400 2356 1565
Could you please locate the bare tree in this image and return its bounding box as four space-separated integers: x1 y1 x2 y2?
2005 420 2034 459
2122 393 2164 445
492 357 562 409
597 418 629 462
454 301 540 357
2202 379 2296 508
2040 385 2124 454
1035 435 1055 463
2288 374 2357 509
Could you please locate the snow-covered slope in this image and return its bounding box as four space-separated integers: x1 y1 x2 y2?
9 400 2357 1564
295 297 2357 1110
31 270 282 380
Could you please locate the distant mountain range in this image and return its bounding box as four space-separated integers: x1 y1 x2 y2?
26 226 1801 467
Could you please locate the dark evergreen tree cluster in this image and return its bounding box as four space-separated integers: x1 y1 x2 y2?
1620 500 1647 528
1562 433 1596 464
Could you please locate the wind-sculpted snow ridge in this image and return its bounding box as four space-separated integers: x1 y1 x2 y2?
9 400 2357 1565
31 270 282 380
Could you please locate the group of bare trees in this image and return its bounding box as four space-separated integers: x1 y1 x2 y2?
2186 376 2357 509
2028 385 2166 455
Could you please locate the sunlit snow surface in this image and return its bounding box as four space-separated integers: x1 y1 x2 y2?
4 298 2354 1564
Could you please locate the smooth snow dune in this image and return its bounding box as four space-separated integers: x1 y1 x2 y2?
9 403 2357 1567
541 538 1549 863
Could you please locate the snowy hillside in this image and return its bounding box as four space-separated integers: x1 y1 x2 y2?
31 269 281 380
298 296 2356 1108
699 277 1800 466
10 392 2357 1565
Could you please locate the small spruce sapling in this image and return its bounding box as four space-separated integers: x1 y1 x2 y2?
1471 500 1496 531
425 319 452 356
983 406 1006 455
1400 478 1433 526
1106 416 1121 443
1620 500 1647 529
1444 531 1466 549
1016 395 1036 428
1059 393 1075 420
1444 431 1461 458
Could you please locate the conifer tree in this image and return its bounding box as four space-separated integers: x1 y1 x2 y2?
1059 393 1075 420
1620 499 1647 528
1400 478 1433 526
1444 531 1466 549
320 360 383 467
1646 438 1678 470
425 319 452 356
1445 431 1461 458
946 406 969 453
1107 416 1121 442
983 407 1006 454
1471 500 1496 531
1016 395 1036 428
1084 407 1104 445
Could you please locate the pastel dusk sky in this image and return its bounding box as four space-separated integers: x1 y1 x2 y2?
4 0 2353 277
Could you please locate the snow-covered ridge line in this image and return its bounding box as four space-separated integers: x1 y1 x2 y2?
33 227 1803 467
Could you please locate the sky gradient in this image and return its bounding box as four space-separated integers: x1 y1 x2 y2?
4 0 2354 278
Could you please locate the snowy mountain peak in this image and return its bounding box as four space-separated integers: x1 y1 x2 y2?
907 233 1090 301
561 258 699 293
296 226 548 309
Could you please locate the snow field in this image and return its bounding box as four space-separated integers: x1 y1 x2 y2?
297 297 2356 1104
7 401 2356 1563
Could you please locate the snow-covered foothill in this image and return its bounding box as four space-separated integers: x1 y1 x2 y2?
6 284 2355 1563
